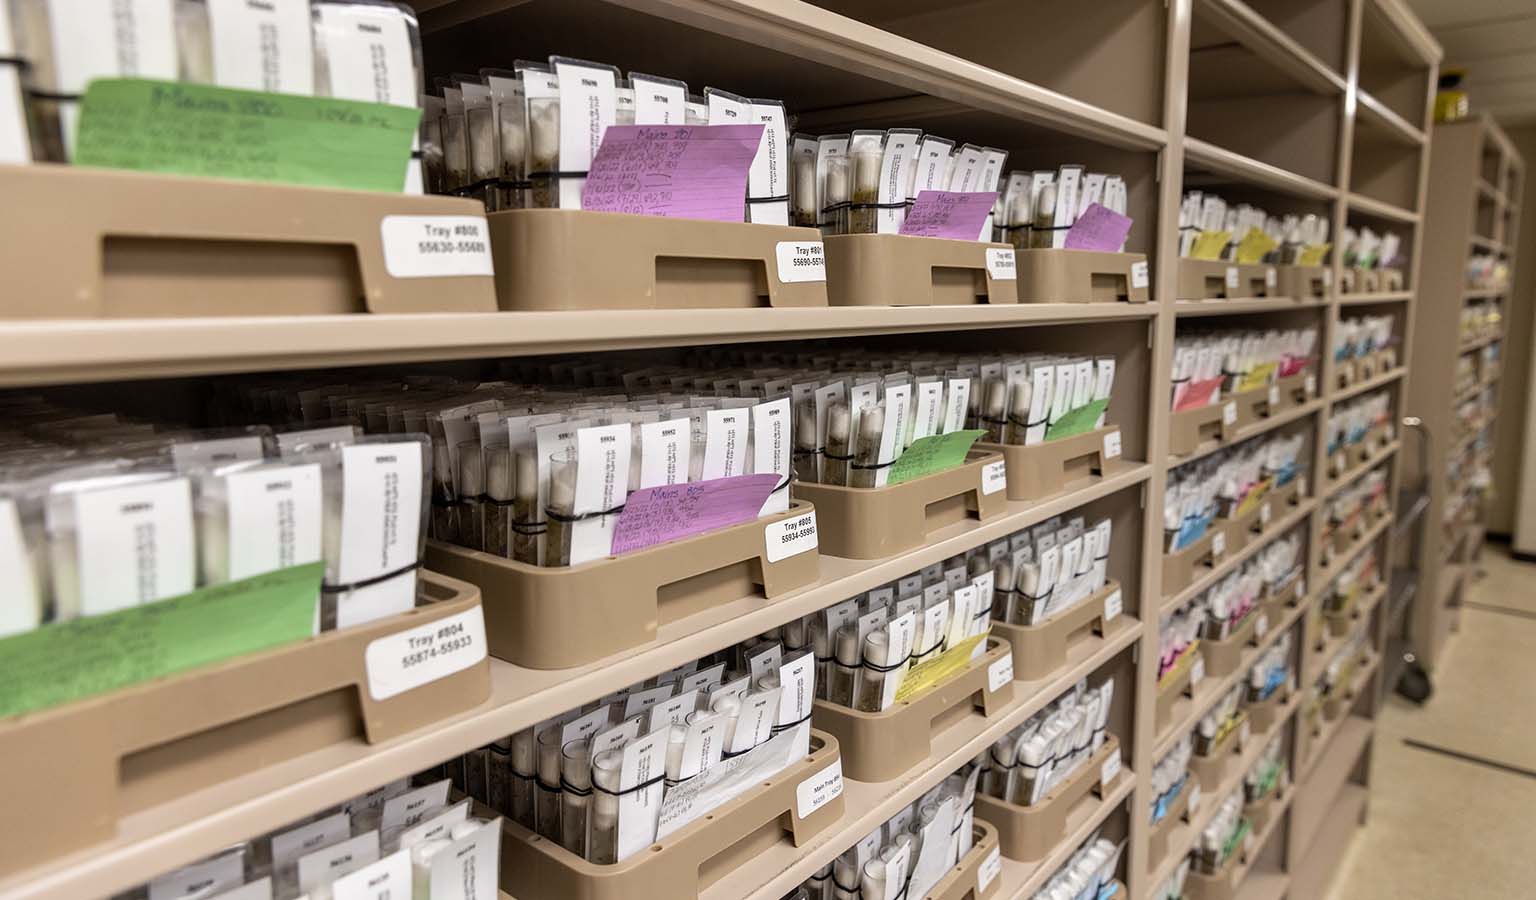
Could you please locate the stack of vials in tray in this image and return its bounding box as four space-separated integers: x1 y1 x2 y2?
1170 327 1317 411
981 678 1115 807
1177 192 1330 264
1027 833 1126 900
1150 735 1193 828
1164 434 1306 554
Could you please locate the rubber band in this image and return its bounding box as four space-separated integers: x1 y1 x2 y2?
771 711 813 733
512 519 547 536
591 772 667 797
560 777 592 798
322 560 421 594
850 458 895 471
527 170 590 180
748 194 791 204
546 503 625 523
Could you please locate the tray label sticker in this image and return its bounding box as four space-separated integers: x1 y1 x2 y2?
380 215 494 278
365 605 487 701
776 241 827 283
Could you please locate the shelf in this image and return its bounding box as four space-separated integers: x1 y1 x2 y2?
1325 440 1401 500
1469 235 1505 254
1191 0 1348 96
1296 715 1373 834
1464 287 1508 299
1174 297 1331 317
1170 397 1324 467
1332 366 1405 403
1338 290 1412 306
1007 779 1134 900
700 626 1143 900
1289 783 1368 899
1185 137 1340 200
1321 516 1394 579
0 305 1157 388
1356 89 1427 146
1149 689 1304 888
1235 872 1290 900
413 0 1168 153
1153 593 1312 757
1346 191 1421 223
1162 499 1318 614
1459 332 1500 353
0 465 1150 900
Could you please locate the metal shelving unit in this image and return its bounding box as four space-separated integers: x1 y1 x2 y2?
0 1 1444 899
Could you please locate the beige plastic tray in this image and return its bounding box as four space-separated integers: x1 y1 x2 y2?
814 638 1014 781
924 821 1003 900
1163 529 1221 597
1013 248 1151 304
1246 684 1293 734
0 571 488 876
1200 608 1262 678
1147 777 1195 867
1169 400 1235 457
1155 644 1201 734
993 581 1127 681
975 425 1130 503
1176 259 1275 300
0 163 498 318
1186 842 1245 900
975 734 1122 861
425 502 820 669
487 208 829 310
792 451 1007 559
1189 712 1250 792
824 233 1018 306
1275 264 1330 299
1217 477 1302 557
1247 786 1285 836
498 731 844 900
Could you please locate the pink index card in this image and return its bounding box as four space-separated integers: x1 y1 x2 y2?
580 124 765 221
610 473 781 556
1064 202 1133 252
897 191 997 239
1173 376 1223 412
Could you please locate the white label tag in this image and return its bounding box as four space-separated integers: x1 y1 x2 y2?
988 654 1014 692
985 248 1017 280
336 442 423 628
796 758 844 819
0 8 29 164
148 852 244 900
206 0 315 93
766 509 817 563
48 0 177 155
1104 588 1123 623
1190 655 1206 686
330 849 410 900
1295 581 1306 601
1225 266 1240 290
1102 429 1122 460
1260 503 1272 527
1305 374 1317 396
1188 783 1202 813
206 880 271 900
1222 401 1239 427
1131 260 1150 289
1265 267 1277 289
314 3 414 105
297 831 380 895
1268 385 1281 409
222 463 323 581
171 435 265 473
1239 719 1252 746
381 780 450 831
1100 749 1122 788
775 241 827 283
1255 614 1269 638
271 811 351 868
73 478 195 616
1211 531 1227 557
981 460 1007 495
1322 268 1333 287
365 605 487 701
428 817 501 900
379 216 494 278
978 845 1002 894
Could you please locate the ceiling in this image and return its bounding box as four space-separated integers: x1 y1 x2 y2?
1407 0 1536 125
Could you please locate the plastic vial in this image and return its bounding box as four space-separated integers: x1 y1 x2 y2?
559 739 592 857
535 727 563 841
587 749 623 864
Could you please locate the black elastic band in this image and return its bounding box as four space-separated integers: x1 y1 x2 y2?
545 504 625 523
410 150 424 160
771 711 813 733
823 450 853 462
847 200 909 210
28 89 78 102
593 773 666 797
322 560 421 594
748 194 790 204
862 656 907 674
851 458 895 471
512 770 536 782
512 520 546 536
793 448 823 458
537 777 562 794
527 170 589 180
0 56 27 69
560 777 592 797
499 178 533 189
486 496 517 508
451 177 500 196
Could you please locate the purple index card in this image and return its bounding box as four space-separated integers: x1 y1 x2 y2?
580 124 765 222
610 473 781 556
897 191 997 239
1064 202 1133 252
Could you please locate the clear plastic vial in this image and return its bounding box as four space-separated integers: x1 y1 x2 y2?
535 728 563 841
559 739 592 857
587 750 623 864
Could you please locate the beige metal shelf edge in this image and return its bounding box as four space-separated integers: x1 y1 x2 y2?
1169 398 1324 468
1184 138 1339 201
1005 777 1136 900
1356 89 1427 146
1346 192 1421 224
0 304 1156 389
701 624 1144 900
1194 0 1347 96
0 466 1149 900
1161 499 1317 616
1174 297 1331 317
1332 367 1406 405
1338 290 1412 306
1367 0 1444 66
415 0 1167 152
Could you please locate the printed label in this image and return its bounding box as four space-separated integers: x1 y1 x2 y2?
988 653 1014 692
206 0 315 94
1190 655 1206 686
224 463 323 581
1255 614 1269 638
336 442 423 627
365 605 486 701
381 780 450 832
314 2 414 106
766 509 818 563
380 216 494 279
171 435 265 472
1224 266 1239 290
1102 429 1123 460
1131 260 1150 290
74 477 195 616
0 499 38 637
297 831 380 895
796 758 844 818
1305 373 1317 396
981 460 1008 495
207 880 272 900
271 811 351 867
1189 783 1202 813
1260 502 1272 527
1104 588 1123 623
330 849 410 900
978 846 1002 894
1222 401 1239 427
984 248 1016 280
1268 385 1281 409
428 818 500 900
1211 531 1226 557
1100 748 1122 788
148 851 244 900
1265 267 1277 289
775 241 827 283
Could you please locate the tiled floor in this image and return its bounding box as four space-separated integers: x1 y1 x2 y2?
1324 544 1536 899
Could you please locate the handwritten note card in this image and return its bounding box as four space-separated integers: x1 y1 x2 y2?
581 124 764 221
1173 376 1223 413
1064 203 1132 252
1235 227 1278 264
74 79 419 191
1189 230 1231 261
888 430 985 485
897 191 997 240
610 474 780 556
